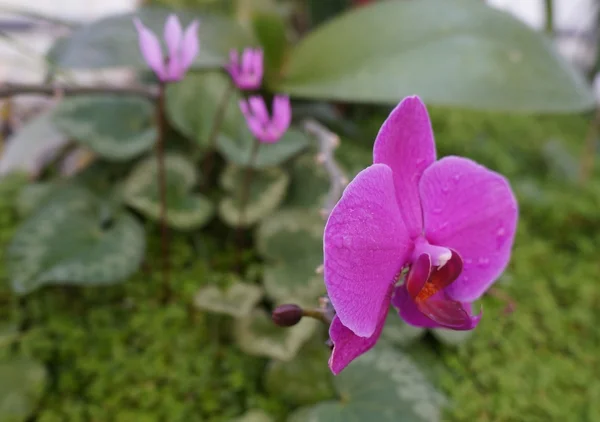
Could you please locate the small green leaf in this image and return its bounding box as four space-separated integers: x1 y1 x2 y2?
123 154 214 230
194 281 263 318
264 336 335 406
166 71 309 166
256 210 325 307
235 309 318 361
7 186 146 295
284 153 330 209
288 344 447 422
53 95 156 161
47 7 256 70
0 358 47 422
279 0 594 112
219 165 289 227
231 409 274 422
430 328 473 347
381 307 426 347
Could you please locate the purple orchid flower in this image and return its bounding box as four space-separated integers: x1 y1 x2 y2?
226 48 264 90
133 14 199 82
323 96 518 374
239 95 291 143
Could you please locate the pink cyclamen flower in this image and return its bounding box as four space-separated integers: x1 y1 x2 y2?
239 95 291 143
324 96 518 374
133 14 199 82
226 48 264 90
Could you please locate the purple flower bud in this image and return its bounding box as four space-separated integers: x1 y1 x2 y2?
226 48 264 90
133 14 199 82
239 95 291 143
272 304 304 327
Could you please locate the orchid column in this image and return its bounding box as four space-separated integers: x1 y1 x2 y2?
134 14 199 298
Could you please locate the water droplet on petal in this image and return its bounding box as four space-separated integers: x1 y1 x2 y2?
464 258 473 265
477 257 490 268
497 227 506 236
441 185 449 194
452 174 461 183
433 207 443 215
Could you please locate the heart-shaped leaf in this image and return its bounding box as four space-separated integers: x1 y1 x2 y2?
219 165 289 227
288 344 447 422
381 307 426 347
278 0 594 112
7 186 146 295
264 336 335 406
166 71 309 166
231 409 274 422
235 309 318 361
256 210 325 307
47 7 256 70
53 95 156 161
284 153 330 209
15 182 60 218
0 358 47 422
123 154 214 230
194 281 263 318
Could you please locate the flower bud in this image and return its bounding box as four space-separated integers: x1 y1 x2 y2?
272 304 303 327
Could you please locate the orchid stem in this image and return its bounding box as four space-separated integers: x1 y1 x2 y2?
235 137 260 268
201 81 234 189
156 82 170 301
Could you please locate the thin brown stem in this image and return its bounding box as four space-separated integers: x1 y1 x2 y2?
234 138 261 268
0 82 158 99
156 83 170 301
201 81 234 188
579 107 600 184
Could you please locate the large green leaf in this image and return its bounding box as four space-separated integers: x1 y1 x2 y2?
48 7 256 69
235 309 318 361
279 0 594 112
264 336 335 406
0 358 47 422
123 154 214 230
288 344 447 422
166 71 309 165
219 165 289 227
256 210 325 306
381 307 426 347
53 96 156 161
7 186 146 295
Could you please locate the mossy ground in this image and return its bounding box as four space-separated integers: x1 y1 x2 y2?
1 108 599 421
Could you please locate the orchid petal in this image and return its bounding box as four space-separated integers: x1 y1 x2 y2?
416 296 481 330
324 164 412 337
373 96 436 238
392 285 440 328
420 156 518 301
328 291 390 375
133 18 166 80
180 20 199 72
405 253 431 299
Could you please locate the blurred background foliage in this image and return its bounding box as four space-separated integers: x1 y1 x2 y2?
0 0 599 421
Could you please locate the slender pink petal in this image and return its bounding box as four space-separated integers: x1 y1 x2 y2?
272 95 291 133
392 286 440 328
133 18 166 80
328 291 390 375
239 99 265 141
164 15 183 79
180 20 199 72
406 253 431 299
242 48 254 75
248 96 269 124
420 156 518 301
373 96 437 238
324 164 412 337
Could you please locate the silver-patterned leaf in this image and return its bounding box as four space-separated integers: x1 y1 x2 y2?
194 281 263 318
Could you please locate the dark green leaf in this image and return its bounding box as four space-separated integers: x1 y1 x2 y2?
279 0 594 112
123 154 214 230
7 186 146 295
288 344 447 422
53 96 156 161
